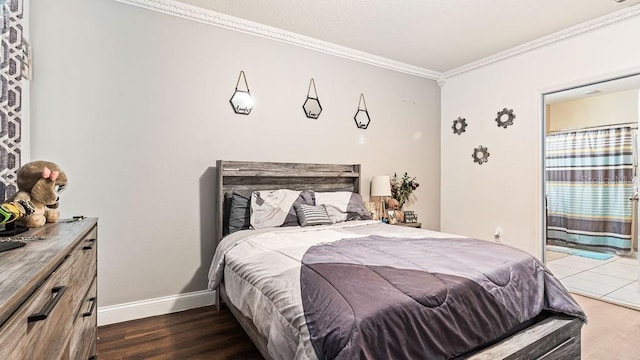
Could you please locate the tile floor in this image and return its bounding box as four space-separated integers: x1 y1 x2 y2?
546 247 640 309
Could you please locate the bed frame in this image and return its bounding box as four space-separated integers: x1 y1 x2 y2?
214 160 583 360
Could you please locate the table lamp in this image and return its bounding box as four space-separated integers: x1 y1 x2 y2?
370 175 391 220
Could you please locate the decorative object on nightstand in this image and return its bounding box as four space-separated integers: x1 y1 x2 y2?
390 172 419 208
370 175 391 220
365 201 384 221
386 209 398 224
303 78 322 119
354 93 371 129
230 71 254 115
386 198 404 223
404 210 418 223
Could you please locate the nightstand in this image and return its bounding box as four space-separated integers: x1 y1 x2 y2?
392 222 421 228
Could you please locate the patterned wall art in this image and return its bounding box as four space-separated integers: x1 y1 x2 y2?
303 78 322 119
452 117 467 135
495 108 515 128
0 0 24 201
472 145 490 165
353 93 371 129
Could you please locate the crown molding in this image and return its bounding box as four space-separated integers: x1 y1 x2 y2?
112 0 441 80
112 0 640 82
443 4 640 79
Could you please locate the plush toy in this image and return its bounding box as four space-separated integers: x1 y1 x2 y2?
11 161 68 228
386 198 405 223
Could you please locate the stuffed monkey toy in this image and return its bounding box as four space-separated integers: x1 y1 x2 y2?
11 161 68 228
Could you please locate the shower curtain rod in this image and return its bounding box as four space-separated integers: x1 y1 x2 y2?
548 122 638 135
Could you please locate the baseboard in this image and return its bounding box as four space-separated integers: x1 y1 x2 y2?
97 289 216 326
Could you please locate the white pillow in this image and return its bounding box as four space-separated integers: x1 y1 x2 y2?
250 189 301 229
322 204 348 223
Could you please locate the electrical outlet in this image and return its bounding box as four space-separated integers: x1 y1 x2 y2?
494 226 502 242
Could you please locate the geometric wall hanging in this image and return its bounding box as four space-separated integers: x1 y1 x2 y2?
472 145 490 165
354 93 371 129
495 108 515 128
452 117 467 135
229 70 254 115
303 78 322 119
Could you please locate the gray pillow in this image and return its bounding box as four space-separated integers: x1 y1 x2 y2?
295 204 332 227
314 191 373 223
345 192 373 221
228 191 251 234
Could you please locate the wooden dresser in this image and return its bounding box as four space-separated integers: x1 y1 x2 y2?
0 218 98 360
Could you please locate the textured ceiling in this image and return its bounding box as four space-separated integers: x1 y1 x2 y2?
175 0 640 73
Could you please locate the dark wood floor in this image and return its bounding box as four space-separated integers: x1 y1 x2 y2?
97 296 640 359
97 305 263 360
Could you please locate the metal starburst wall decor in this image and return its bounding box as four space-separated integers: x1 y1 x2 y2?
472 145 490 165
495 108 515 128
452 117 467 135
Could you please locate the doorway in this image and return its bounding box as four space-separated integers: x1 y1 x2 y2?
543 73 640 309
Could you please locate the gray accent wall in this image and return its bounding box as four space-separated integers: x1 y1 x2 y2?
30 0 441 310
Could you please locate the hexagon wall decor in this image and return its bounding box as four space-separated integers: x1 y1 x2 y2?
230 71 254 115
354 93 371 129
303 78 322 119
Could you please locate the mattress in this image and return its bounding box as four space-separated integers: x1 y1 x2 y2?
208 221 585 360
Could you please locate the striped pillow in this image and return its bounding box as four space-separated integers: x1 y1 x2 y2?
296 204 332 227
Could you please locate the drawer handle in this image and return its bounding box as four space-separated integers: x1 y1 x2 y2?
83 297 97 317
28 286 67 323
83 238 96 250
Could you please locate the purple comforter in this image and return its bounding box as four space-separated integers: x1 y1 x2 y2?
300 235 585 359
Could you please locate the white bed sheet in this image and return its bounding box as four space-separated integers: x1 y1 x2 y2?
207 221 463 360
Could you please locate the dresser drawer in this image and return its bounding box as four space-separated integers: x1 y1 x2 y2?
27 259 75 359
0 297 28 359
71 277 97 360
67 227 98 317
0 257 75 359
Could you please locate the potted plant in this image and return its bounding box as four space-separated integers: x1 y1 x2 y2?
390 172 419 208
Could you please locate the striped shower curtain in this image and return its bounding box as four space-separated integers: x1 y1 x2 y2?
546 126 635 253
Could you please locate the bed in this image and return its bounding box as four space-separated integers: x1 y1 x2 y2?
208 160 585 360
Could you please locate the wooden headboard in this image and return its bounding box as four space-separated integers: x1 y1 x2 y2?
215 160 362 245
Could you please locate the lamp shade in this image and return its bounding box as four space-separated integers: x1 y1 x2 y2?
371 176 391 197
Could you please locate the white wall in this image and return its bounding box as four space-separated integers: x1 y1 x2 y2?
441 15 640 257
30 0 440 309
549 89 639 132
